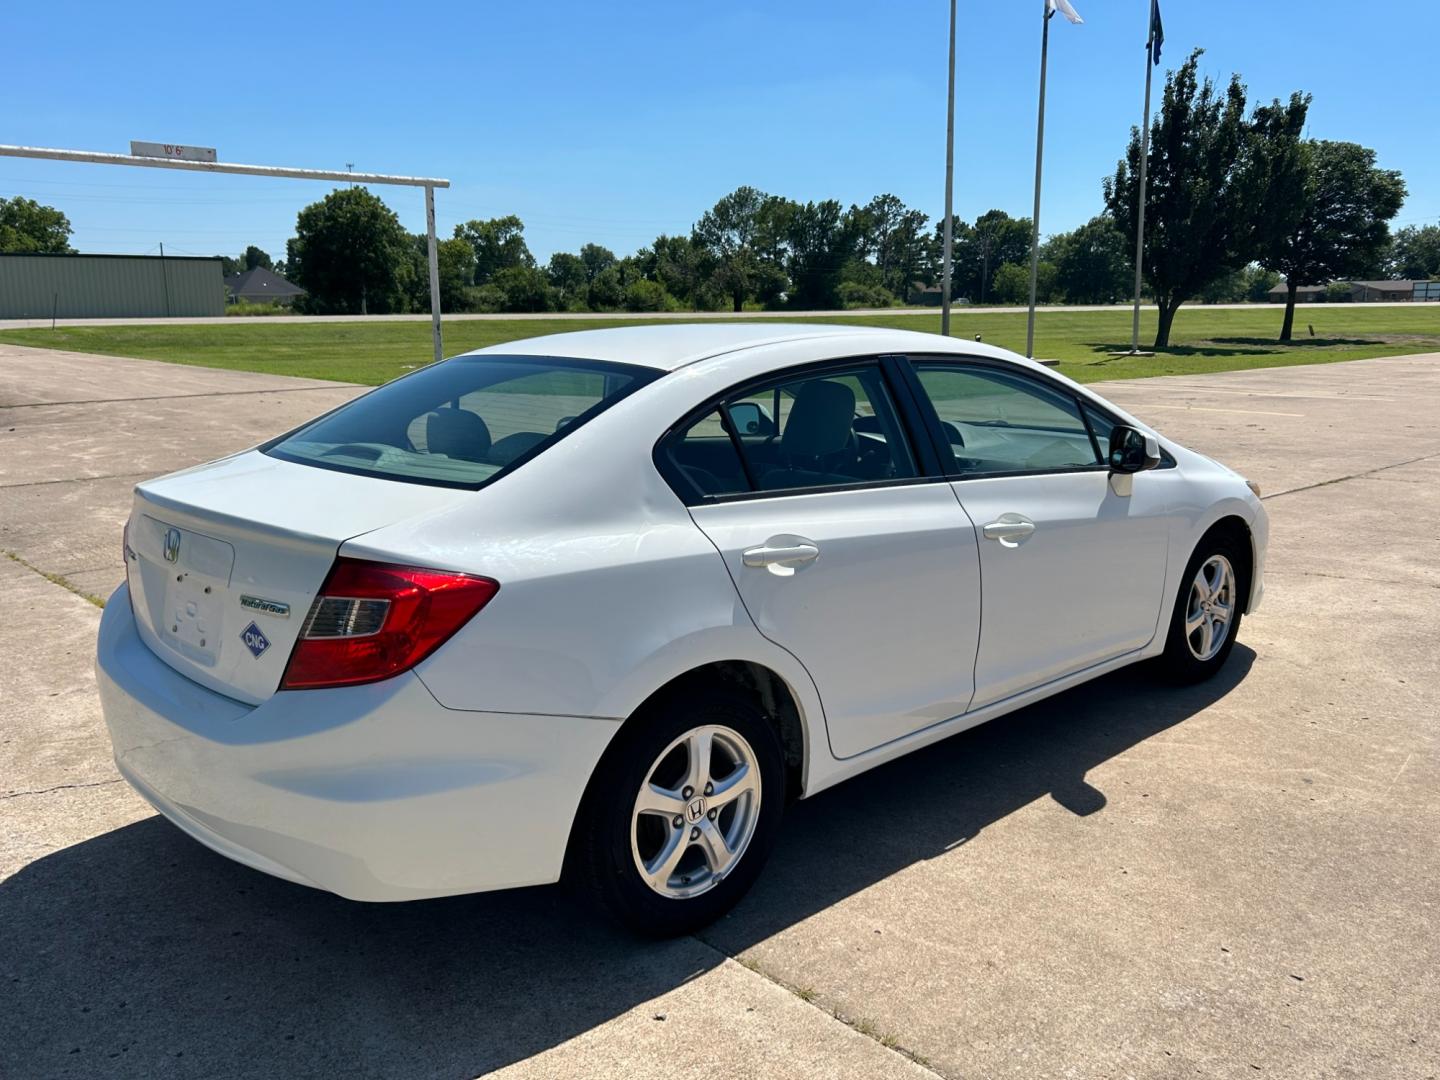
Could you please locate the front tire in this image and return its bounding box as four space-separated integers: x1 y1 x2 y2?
1159 536 1245 683
567 689 785 937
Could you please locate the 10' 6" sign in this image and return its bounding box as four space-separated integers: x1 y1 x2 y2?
129 141 217 163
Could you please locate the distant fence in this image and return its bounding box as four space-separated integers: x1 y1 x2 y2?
1416 281 1440 302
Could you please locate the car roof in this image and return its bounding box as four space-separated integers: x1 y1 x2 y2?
460 322 1025 372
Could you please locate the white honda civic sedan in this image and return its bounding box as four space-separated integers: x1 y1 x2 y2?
97 324 1266 934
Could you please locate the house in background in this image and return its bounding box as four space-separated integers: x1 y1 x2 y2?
907 281 944 306
224 266 306 306
1348 280 1422 302
1267 279 1434 303
1266 282 1329 303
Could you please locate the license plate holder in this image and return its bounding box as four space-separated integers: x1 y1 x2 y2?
161 572 224 665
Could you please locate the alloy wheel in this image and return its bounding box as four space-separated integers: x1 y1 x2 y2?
630 724 762 900
1185 554 1236 662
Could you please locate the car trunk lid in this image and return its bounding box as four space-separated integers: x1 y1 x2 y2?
125 450 467 704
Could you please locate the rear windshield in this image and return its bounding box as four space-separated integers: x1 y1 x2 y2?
263 354 658 489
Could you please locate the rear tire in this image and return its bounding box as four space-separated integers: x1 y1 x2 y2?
566 688 785 937
1159 534 1246 683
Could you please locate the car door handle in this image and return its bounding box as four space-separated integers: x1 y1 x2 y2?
743 539 820 569
982 517 1037 546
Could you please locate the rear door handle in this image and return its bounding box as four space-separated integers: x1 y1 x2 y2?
743 538 820 570
982 516 1037 547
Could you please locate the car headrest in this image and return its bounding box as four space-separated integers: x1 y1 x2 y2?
426 407 492 462
487 431 548 466
781 380 856 458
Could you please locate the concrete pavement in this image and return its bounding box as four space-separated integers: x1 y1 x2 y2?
1 343 1437 1078
0 344 363 603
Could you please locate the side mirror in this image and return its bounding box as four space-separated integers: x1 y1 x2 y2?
1108 425 1161 474
726 402 775 436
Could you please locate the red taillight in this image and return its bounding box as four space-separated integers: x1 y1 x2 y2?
280 558 499 690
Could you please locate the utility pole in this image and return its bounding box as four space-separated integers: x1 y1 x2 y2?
940 0 957 336
159 241 171 318
1129 27 1158 353
1025 0 1053 359
424 183 443 365
980 231 991 305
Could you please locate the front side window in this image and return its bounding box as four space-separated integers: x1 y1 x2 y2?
914 363 1101 475
664 363 918 499
265 355 655 488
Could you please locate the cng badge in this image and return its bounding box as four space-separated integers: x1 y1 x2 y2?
240 621 271 659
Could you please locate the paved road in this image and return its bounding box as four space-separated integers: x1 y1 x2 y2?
0 299 1424 331
2 343 1437 1078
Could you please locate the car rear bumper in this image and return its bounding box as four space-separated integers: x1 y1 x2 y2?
96 583 620 901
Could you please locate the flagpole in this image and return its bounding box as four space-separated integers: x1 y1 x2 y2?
1129 21 1156 353
1025 0 1052 359
941 0 956 337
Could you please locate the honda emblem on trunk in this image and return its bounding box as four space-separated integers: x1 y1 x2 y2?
163 527 181 563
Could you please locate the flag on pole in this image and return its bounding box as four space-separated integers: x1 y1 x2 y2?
1047 0 1084 24
1148 0 1164 64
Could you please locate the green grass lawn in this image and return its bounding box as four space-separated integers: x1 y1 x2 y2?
4 304 1439 386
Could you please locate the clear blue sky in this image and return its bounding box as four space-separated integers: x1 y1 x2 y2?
4 0 1433 264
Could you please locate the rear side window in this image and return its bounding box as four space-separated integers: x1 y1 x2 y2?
265 355 656 489
668 410 752 497
663 363 917 500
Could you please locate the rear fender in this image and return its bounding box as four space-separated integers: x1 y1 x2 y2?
593 623 829 794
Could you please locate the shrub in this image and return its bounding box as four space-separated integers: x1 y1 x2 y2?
491 266 556 312
623 279 674 312
837 281 897 309
224 301 289 317
464 284 505 313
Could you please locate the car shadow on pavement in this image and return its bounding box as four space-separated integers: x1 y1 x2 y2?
0 648 1252 1078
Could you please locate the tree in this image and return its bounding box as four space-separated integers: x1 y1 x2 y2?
453 215 533 285
0 196 73 253
693 186 777 312
1258 140 1406 341
546 252 589 309
1105 51 1259 347
1389 224 1440 280
991 261 1057 305
971 210 1031 303
286 186 413 314
405 234 474 312
1242 265 1280 302
491 265 555 312
579 243 617 282
1048 216 1131 304
587 264 625 309
242 245 273 271
655 234 717 309
852 194 932 300
934 210 1030 303
1197 267 1248 304
1196 263 1279 304
784 199 861 309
